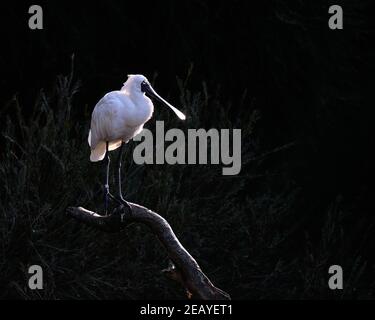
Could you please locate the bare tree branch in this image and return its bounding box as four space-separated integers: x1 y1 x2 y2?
66 203 230 300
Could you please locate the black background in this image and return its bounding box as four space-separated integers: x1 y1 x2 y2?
0 0 373 299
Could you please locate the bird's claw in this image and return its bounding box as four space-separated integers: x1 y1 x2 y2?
116 197 132 218
104 194 132 220
111 202 132 223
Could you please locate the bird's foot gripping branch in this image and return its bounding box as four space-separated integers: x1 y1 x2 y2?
66 203 230 300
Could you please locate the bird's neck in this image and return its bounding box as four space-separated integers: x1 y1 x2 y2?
130 95 154 126
121 83 140 94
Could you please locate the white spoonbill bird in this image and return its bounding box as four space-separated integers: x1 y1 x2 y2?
88 74 185 215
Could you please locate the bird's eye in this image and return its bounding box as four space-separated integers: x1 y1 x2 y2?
141 80 148 92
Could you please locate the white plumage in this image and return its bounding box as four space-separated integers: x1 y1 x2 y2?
88 75 155 162
87 74 185 215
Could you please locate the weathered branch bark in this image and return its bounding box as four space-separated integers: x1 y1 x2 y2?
66 203 230 300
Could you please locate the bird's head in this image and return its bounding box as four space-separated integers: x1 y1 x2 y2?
123 74 148 92
123 74 186 120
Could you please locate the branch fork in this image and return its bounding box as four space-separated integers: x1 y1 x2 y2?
66 202 230 300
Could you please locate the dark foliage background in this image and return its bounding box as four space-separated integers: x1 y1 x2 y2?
0 0 373 299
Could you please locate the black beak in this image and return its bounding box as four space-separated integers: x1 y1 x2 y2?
141 81 186 120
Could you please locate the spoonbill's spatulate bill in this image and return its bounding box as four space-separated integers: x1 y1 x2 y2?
141 81 186 120
88 74 185 215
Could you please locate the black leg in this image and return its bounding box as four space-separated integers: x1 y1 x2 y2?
103 142 123 214
116 141 132 212
104 141 111 215
116 142 125 201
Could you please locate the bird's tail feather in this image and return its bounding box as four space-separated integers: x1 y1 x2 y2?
108 140 122 151
89 140 123 162
88 130 92 147
90 142 106 162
